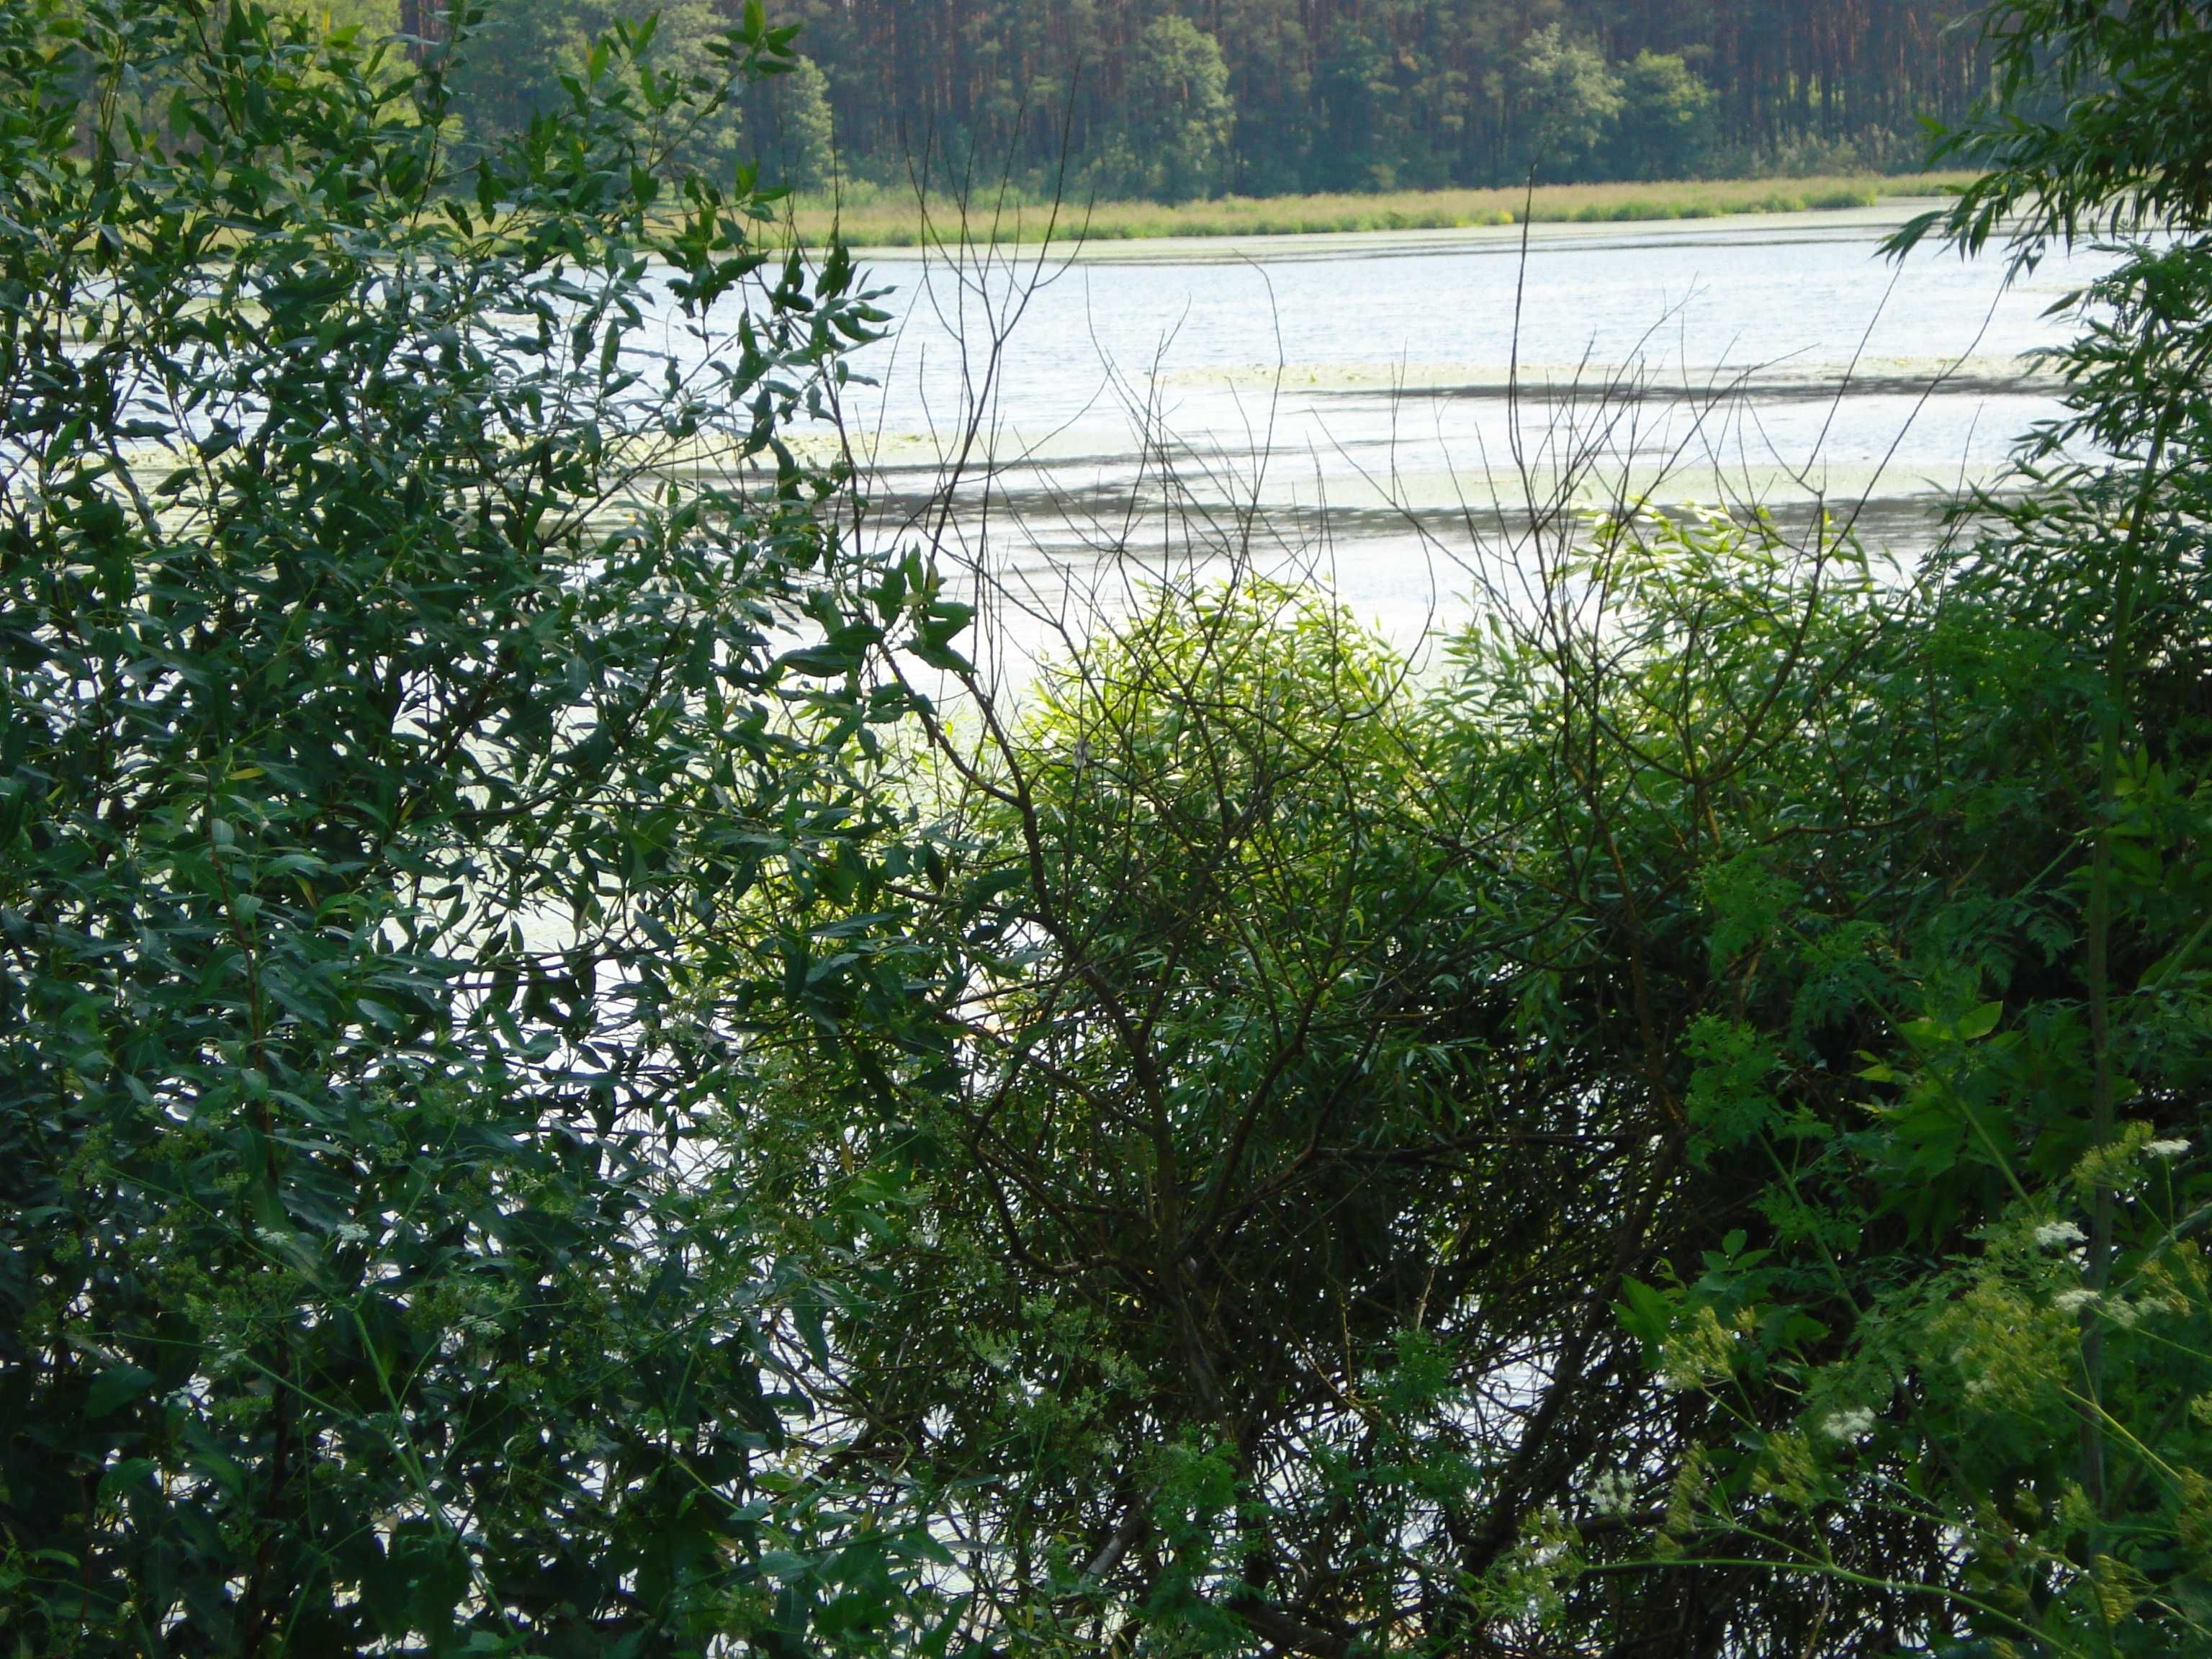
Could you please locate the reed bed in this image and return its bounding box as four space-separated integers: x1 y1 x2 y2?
777 172 1975 248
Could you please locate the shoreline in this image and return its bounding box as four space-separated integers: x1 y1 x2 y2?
782 171 1974 252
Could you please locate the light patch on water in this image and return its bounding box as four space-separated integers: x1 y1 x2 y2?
677 202 2118 675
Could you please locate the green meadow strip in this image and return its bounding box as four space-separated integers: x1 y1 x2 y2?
775 171 1977 248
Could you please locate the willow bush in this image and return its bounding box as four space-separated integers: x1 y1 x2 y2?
0 1 961 1650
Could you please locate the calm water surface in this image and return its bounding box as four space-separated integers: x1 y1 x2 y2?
814 203 2108 658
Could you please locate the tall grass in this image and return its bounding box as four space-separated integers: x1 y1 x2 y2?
781 173 1975 248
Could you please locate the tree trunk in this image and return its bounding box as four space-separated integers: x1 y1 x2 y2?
400 0 447 64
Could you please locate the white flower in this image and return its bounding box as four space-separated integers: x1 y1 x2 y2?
2033 1220 2086 1248
1584 1468 1638 1518
1821 1406 1876 1442
2146 1138 2190 1159
2053 1288 2097 1315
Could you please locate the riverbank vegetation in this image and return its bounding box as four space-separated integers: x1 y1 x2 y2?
4 1 2211 1656
783 171 1979 248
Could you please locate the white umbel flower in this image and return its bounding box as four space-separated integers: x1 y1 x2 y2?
1584 1468 1638 1518
2033 1220 2086 1248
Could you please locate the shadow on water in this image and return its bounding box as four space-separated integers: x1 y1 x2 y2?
765 204 2115 676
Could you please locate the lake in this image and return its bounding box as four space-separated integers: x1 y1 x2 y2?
823 202 2106 665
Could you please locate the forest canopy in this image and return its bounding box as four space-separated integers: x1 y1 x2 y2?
337 0 1982 198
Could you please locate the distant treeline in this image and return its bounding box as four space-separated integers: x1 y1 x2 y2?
776 0 1987 193
381 1 1990 198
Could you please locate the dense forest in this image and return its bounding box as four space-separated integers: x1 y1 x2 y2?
369 0 1986 197
5 1 2212 1656
771 0 1989 191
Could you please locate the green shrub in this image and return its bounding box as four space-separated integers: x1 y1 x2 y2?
0 1 948 1650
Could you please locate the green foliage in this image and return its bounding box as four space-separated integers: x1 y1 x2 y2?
750 584 1539 1651
1094 16 1233 204
1312 22 1406 192
1610 50 1717 181
1509 25 1623 184
9 0 2203 1653
1513 243 2212 1653
1905 0 2212 263
745 0 2209 1650
1213 0 1310 195
714 0 2212 1647
742 50 835 191
445 0 752 174
770 0 1971 201
0 0 939 1650
312 0 401 33
311 1 1971 203
1590 9 2212 1653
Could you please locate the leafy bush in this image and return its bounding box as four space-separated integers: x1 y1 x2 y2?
0 1 947 1650
1609 50 1715 181
1509 24 1622 184
1092 16 1236 204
